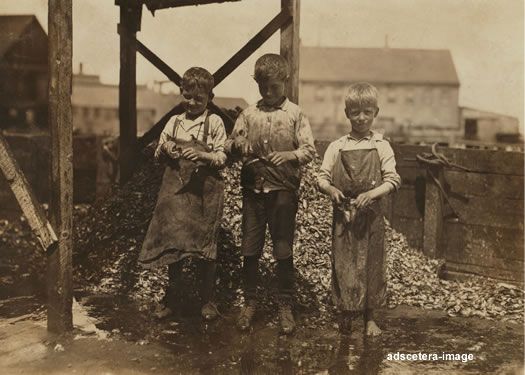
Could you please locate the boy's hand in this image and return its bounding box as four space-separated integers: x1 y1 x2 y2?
233 135 252 155
268 151 297 166
355 191 376 209
327 186 345 204
181 148 207 162
154 145 163 160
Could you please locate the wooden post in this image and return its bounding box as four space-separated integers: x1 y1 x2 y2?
0 134 58 251
280 0 300 104
47 0 73 333
118 4 141 184
423 166 444 258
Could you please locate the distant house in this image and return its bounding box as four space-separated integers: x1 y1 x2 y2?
72 68 248 136
299 46 461 141
460 107 521 144
0 15 48 131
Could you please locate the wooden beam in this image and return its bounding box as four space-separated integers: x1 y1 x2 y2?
0 134 58 251
118 5 142 184
423 166 444 258
142 0 240 11
118 27 182 86
213 9 291 87
47 0 73 334
280 0 300 103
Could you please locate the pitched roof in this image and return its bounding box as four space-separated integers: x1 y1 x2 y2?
0 15 37 59
299 46 460 85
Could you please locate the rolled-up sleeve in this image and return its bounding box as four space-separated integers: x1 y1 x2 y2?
379 141 401 191
292 112 316 165
209 115 227 166
224 111 248 154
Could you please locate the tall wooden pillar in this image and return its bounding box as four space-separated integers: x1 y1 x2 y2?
423 166 444 258
47 0 73 333
118 3 141 184
280 0 300 104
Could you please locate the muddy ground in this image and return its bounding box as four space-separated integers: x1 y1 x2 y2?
0 211 523 374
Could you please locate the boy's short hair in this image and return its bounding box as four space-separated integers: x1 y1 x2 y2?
254 53 289 82
345 82 379 108
181 67 214 95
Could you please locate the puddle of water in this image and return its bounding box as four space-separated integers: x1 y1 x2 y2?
73 293 524 374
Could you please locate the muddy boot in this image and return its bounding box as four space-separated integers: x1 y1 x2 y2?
201 302 220 321
155 262 182 319
278 302 295 334
237 300 257 331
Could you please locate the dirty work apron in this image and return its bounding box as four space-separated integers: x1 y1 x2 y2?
331 145 386 311
139 115 224 268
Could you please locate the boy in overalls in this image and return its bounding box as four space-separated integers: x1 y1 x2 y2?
139 67 227 321
317 82 401 336
226 54 316 334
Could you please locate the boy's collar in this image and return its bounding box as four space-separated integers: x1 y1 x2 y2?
184 109 208 122
347 130 382 141
256 97 289 111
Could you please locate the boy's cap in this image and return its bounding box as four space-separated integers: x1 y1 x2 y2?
254 53 289 82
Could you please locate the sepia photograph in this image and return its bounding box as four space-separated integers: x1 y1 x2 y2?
0 0 523 373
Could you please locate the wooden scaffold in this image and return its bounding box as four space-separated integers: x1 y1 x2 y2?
0 0 299 333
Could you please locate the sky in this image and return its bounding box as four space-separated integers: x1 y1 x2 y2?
1 0 523 130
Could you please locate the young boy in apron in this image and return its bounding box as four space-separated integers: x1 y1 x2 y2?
139 67 227 321
226 54 316 334
317 82 401 336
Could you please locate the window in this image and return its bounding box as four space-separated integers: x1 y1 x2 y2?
464 119 478 140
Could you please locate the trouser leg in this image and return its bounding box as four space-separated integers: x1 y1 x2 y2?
242 255 259 302
267 191 298 303
276 256 295 304
198 259 217 303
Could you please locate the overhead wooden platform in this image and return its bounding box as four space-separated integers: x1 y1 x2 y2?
116 0 241 11
116 0 301 183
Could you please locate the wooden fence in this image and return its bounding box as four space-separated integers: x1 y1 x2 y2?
316 141 524 284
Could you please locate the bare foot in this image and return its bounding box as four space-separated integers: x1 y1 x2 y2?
366 320 382 336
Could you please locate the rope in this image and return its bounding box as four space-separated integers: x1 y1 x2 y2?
416 143 471 221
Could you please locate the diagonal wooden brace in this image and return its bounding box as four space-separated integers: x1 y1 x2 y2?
0 133 58 251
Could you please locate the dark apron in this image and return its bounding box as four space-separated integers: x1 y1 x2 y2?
330 145 386 311
138 115 225 268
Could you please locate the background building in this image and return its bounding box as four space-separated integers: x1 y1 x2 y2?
0 15 48 131
299 46 461 141
72 66 248 136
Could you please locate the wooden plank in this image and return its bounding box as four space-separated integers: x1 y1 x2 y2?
213 9 291 87
47 0 73 334
392 144 524 176
444 261 523 284
280 0 299 103
0 134 57 250
118 5 141 184
443 222 524 263
392 187 424 219
140 0 241 11
118 28 182 87
445 170 524 200
423 166 444 258
397 165 426 186
448 195 523 229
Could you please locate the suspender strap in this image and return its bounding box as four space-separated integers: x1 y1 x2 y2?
202 112 210 144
